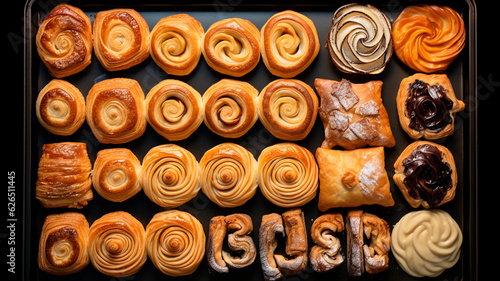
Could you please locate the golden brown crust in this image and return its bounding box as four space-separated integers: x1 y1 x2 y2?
309 213 344 272
275 209 307 276
346 210 364 277
361 213 390 274
259 213 284 281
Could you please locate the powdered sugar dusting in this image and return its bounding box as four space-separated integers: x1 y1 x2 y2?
358 156 383 200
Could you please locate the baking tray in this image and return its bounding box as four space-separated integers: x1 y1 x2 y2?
23 0 478 280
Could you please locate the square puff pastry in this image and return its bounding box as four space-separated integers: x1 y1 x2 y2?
316 147 394 211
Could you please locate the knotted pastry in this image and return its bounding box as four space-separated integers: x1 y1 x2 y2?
36 79 85 135
261 10 319 78
149 14 204 76
200 143 258 208
202 18 260 77
258 79 318 141
309 213 344 273
93 9 150 71
36 142 93 208
327 4 393 74
88 211 147 277
140 144 200 208
203 79 258 138
36 4 92 78
392 5 466 73
258 143 318 208
92 148 142 202
315 78 395 150
145 79 203 141
86 78 147 144
393 141 457 208
207 214 256 275
146 210 205 276
397 73 465 140
38 212 89 275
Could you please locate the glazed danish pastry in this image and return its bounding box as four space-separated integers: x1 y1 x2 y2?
86 78 147 144
309 213 344 273
261 10 319 78
93 9 150 71
36 79 85 136
146 210 205 276
36 4 92 78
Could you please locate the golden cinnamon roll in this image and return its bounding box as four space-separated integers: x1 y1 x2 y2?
258 79 318 141
145 79 203 141
258 143 318 208
88 211 146 277
202 18 260 77
149 14 204 76
146 210 205 276
93 9 150 71
36 142 93 208
38 212 90 275
140 144 200 208
310 213 344 273
36 79 85 135
392 5 466 73
200 143 258 208
86 78 147 144
36 4 92 78
203 79 259 138
261 10 319 78
92 148 142 202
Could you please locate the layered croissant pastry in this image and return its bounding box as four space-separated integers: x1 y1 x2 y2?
36 142 93 208
36 4 92 78
309 213 344 273
93 9 150 71
36 79 85 135
38 212 90 275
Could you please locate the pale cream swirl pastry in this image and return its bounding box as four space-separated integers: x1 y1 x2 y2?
391 209 462 277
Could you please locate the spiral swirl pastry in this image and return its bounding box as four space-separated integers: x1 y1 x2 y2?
36 4 92 78
258 143 318 208
93 9 150 71
36 79 85 136
327 4 393 75
86 78 147 144
261 10 319 78
145 79 203 141
391 209 462 277
92 148 142 202
203 79 259 138
38 212 89 275
149 14 204 76
258 79 318 141
200 143 258 208
88 211 146 277
392 5 465 73
140 144 200 208
146 210 205 276
202 18 261 77
309 213 344 273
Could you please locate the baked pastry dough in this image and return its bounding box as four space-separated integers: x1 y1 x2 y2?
88 211 147 277
392 5 466 73
261 10 319 78
258 79 318 141
200 143 258 208
36 79 85 135
145 79 203 141
36 4 92 78
315 147 394 211
92 148 142 202
38 212 89 275
140 144 200 208
393 141 457 208
258 143 318 208
309 213 344 273
146 210 205 276
93 9 150 71
259 213 283 281
203 79 259 138
36 142 93 208
315 78 395 149
346 210 364 277
86 78 147 144
202 18 260 77
397 73 465 140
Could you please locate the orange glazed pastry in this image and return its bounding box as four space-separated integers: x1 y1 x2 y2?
392 5 465 73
